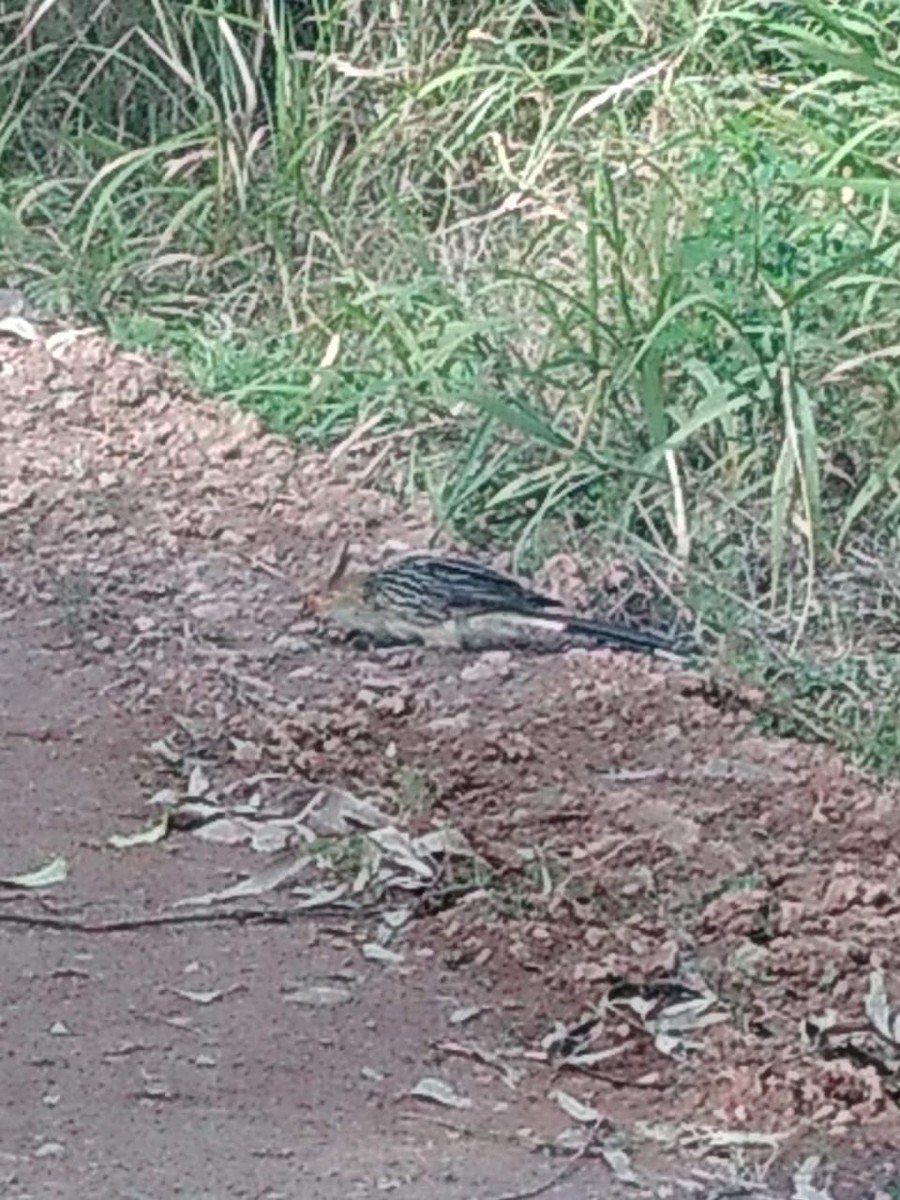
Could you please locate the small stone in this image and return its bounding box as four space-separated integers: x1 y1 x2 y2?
217 528 246 547
190 601 236 624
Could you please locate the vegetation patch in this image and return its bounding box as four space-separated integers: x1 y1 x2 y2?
2 0 899 769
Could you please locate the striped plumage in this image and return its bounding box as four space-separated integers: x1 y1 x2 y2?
362 555 560 621
324 553 681 657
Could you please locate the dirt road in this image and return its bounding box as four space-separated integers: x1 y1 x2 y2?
1 330 898 1198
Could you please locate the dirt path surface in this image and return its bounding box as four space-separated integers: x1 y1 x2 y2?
2 329 899 1199
1 608 604 1200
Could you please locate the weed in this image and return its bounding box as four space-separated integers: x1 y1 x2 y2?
390 766 439 821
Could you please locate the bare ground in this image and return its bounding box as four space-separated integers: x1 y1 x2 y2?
1 328 899 1199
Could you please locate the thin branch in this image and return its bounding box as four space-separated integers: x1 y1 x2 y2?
0 901 377 934
480 1121 602 1200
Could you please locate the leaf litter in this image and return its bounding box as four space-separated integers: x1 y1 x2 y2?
138 740 481 912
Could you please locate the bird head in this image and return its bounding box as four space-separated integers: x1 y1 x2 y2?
309 541 368 622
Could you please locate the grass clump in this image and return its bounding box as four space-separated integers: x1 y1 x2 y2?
1 0 899 771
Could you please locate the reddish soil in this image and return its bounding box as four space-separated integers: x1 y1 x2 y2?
1 327 899 1198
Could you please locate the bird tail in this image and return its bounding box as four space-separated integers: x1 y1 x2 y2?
562 614 683 656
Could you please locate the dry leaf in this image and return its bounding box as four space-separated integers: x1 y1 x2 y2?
0 856 68 889
449 1006 484 1026
550 1089 601 1124
409 1077 472 1109
865 969 900 1046
361 943 405 965
283 980 353 1007
108 813 169 849
174 852 309 906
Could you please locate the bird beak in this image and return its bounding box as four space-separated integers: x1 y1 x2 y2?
325 539 353 594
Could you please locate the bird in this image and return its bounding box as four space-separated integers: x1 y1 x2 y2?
318 550 684 657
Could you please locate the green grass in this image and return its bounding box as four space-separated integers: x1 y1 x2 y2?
2 0 899 772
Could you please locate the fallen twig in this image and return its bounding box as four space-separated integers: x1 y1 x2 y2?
480 1120 603 1200
0 901 378 933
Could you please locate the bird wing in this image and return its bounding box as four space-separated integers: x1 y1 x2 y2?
365 555 561 620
